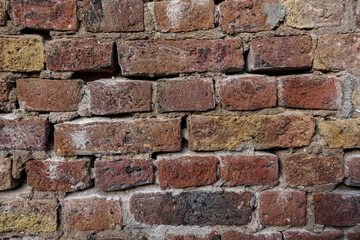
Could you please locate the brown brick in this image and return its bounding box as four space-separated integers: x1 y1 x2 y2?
220 0 284 34
220 154 278 186
158 155 217 188
259 190 306 226
45 39 113 72
130 191 254 226
17 79 83 112
164 231 220 240
283 230 344 240
0 0 6 25
278 75 341 110
157 78 215 112
222 232 282 240
88 79 152 115
348 233 360 240
95 159 153 191
55 118 181 156
314 192 360 226
0 158 19 191
345 154 360 187
188 115 315 151
0 117 48 150
0 82 16 112
283 154 344 186
10 0 77 31
219 75 276 110
82 0 144 32
63 197 122 231
247 36 312 72
153 0 214 32
117 39 244 76
26 159 92 192
0 199 57 232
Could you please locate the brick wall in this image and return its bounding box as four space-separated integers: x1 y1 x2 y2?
0 0 359 239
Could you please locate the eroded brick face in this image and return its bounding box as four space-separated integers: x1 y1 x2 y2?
283 230 344 240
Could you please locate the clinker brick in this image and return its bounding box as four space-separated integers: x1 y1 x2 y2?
345 154 360 187
0 158 19 191
222 232 282 240
283 230 344 240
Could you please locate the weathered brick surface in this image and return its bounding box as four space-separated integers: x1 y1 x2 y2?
0 158 19 191
247 36 312 72
283 154 344 186
355 0 360 28
222 232 282 240
55 118 181 156
157 78 215 112
314 192 360 226
188 115 315 151
11 0 77 31
17 79 83 112
0 82 15 112
0 0 6 25
88 79 152 115
117 39 244 76
345 154 360 187
26 160 92 192
63 197 122 231
219 0 284 34
0 36 44 72
45 39 113 72
82 0 144 32
259 191 306 226
153 0 214 32
0 199 57 232
219 75 277 110
95 159 153 191
283 230 343 240
130 191 254 226
348 233 360 240
165 231 220 240
158 156 218 188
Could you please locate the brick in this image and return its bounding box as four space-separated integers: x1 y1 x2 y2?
0 199 57 232
117 39 244 76
157 78 215 112
0 0 6 25
153 0 214 32
219 75 276 110
26 159 92 192
164 231 220 240
284 0 344 29
220 154 278 186
314 192 360 226
55 118 181 156
17 79 83 112
45 39 113 72
259 191 306 226
88 79 152 115
188 115 315 151
63 197 122 231
130 191 254 226
345 154 360 187
219 0 284 34
82 0 144 32
247 36 312 72
0 117 48 150
355 0 360 28
283 230 344 240
348 233 360 240
283 154 344 187
0 36 44 72
278 75 341 110
95 159 153 191
10 0 77 31
222 232 282 240
0 158 19 191
158 156 217 188
0 82 16 112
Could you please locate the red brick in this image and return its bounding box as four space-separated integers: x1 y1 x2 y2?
45 39 113 72
0 82 16 112
188 115 315 151
222 232 282 240
82 0 144 32
88 79 152 115
220 0 284 34
0 158 19 191
283 154 344 186
247 36 312 72
117 39 244 76
219 75 276 110
259 191 306 226
153 0 214 32
130 191 254 226
26 159 92 192
158 155 218 188
345 154 360 187
55 118 181 156
283 230 344 240
278 75 341 110
10 0 77 31
0 0 6 26
0 117 48 150
220 154 278 186
165 231 220 240
355 1 360 29
157 78 215 112
17 79 83 112
314 192 360 226
63 196 122 231
95 159 153 191
348 233 360 240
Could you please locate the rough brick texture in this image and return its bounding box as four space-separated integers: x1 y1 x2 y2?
283 230 344 240
348 233 360 240
345 154 360 187
222 232 282 240
0 0 6 25
0 158 19 191
165 231 220 240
